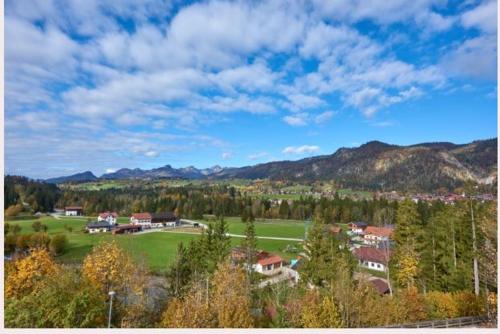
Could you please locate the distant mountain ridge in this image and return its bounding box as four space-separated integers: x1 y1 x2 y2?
45 138 497 191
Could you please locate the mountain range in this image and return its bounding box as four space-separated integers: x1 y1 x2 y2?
45 138 497 192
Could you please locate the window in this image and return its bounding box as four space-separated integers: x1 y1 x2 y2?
377 264 381 268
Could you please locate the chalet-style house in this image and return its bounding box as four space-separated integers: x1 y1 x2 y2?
363 226 394 246
151 212 178 228
349 221 368 234
65 206 83 216
130 213 152 226
353 247 390 272
98 212 118 225
112 224 142 234
254 253 284 275
86 221 114 234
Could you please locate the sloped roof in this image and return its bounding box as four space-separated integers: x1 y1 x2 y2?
86 221 112 229
258 255 283 266
370 279 390 294
131 212 152 220
65 206 82 210
354 247 390 264
364 226 393 238
99 211 118 219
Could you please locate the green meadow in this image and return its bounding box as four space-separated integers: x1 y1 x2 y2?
7 216 303 272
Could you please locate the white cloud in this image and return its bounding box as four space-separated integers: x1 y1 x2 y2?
282 145 320 155
441 35 497 81
221 152 233 160
314 111 335 124
105 168 116 173
283 113 309 126
461 0 497 33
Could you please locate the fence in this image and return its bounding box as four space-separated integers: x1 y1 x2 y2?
386 315 489 328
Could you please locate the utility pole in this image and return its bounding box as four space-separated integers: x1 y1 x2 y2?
470 194 480 296
108 290 115 328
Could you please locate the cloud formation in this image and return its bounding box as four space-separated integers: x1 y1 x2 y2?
4 0 496 178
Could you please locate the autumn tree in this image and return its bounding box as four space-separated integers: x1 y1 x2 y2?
300 290 342 328
4 248 59 298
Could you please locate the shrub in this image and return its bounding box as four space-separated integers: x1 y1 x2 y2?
32 221 42 232
49 234 68 256
5 204 23 217
5 234 17 254
29 233 51 250
425 291 459 319
453 291 485 317
16 234 32 251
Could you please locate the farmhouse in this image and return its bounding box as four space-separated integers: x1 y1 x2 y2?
113 224 142 234
65 206 83 216
363 226 393 246
349 221 368 234
86 221 113 234
130 213 152 226
353 247 390 272
151 212 178 228
98 212 118 225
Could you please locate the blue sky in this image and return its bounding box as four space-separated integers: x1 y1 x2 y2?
4 0 498 179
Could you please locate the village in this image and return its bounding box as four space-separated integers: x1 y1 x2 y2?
59 205 395 294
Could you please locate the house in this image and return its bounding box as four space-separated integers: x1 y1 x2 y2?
151 212 178 228
363 226 393 246
353 247 390 272
130 213 152 227
349 221 368 234
98 212 118 225
112 224 142 234
253 253 284 275
86 221 114 234
65 206 83 216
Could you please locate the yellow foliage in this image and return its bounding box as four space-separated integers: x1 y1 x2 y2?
4 248 59 298
211 262 253 328
82 240 135 294
300 290 343 328
395 249 419 288
425 291 459 319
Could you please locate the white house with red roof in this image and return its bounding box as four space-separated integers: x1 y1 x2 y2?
353 247 390 272
130 213 152 227
363 226 393 246
253 253 284 275
98 212 118 225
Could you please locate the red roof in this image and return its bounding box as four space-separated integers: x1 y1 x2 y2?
364 226 393 238
99 211 118 219
131 213 152 220
258 255 283 266
354 247 390 264
65 206 82 210
370 279 390 294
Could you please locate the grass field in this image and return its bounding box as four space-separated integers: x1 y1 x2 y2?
7 216 303 272
200 216 308 239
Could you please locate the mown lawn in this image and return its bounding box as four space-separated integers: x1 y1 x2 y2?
7 216 303 273
200 216 308 239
